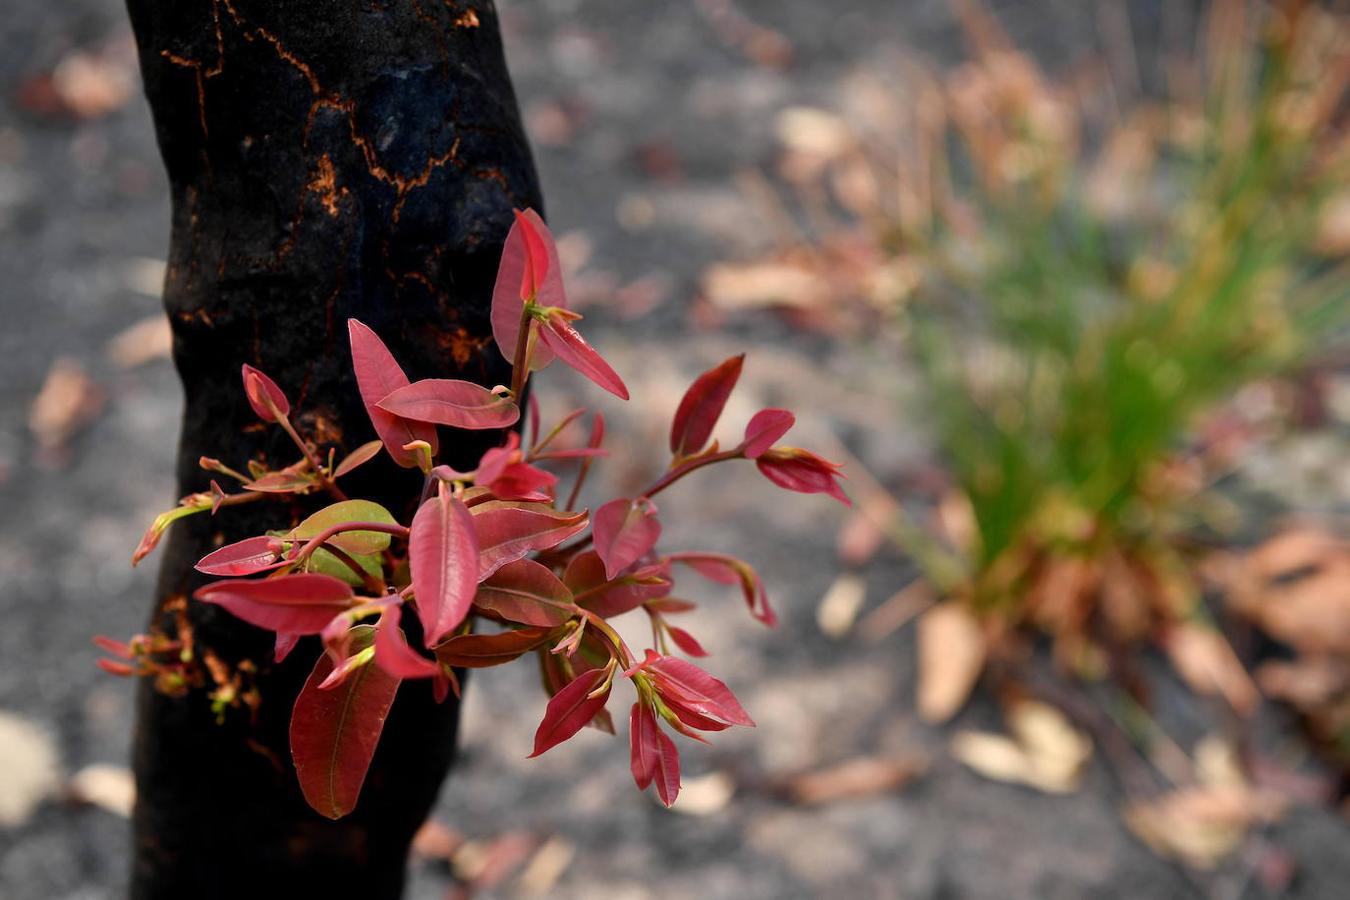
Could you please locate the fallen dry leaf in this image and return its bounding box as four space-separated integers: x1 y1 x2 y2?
0 711 61 827
671 771 735 816
107 315 172 368
410 818 465 861
816 572 867 639
1164 622 1259 715
951 700 1091 794
782 755 926 806
516 836 576 896
702 260 829 311
28 357 105 459
917 602 985 722
67 763 135 818
1124 784 1285 870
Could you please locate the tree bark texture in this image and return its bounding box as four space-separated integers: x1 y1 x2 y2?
124 1 540 896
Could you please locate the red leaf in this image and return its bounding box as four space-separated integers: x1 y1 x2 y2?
474 558 575 627
564 551 672 618
242 471 317 494
528 666 612 758
348 319 440 468
374 605 441 679
666 624 708 658
670 552 776 626
433 627 553 668
290 626 401 819
755 447 850 506
476 433 557 501
670 354 744 456
593 497 662 580
741 408 795 459
471 500 588 579
652 720 681 807
409 492 480 646
275 632 300 663
333 439 384 478
195 536 290 577
491 209 565 367
379 379 520 431
514 208 551 302
194 574 354 634
241 364 290 422
537 314 630 400
629 702 660 789
642 653 754 727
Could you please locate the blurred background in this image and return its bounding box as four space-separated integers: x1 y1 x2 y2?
2 0 1348 897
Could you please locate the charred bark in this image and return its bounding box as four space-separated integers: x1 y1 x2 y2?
124 1 539 896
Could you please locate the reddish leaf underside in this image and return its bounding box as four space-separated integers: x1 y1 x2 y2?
290 626 401 819
194 573 355 634
378 379 520 431
348 319 440 468
409 493 480 646
645 653 755 727
374 605 441 679
433 627 553 668
565 551 671 618
537 316 630 401
629 702 660 790
471 501 588 579
473 558 576 627
669 354 744 456
195 535 289 576
528 667 612 758
652 721 681 807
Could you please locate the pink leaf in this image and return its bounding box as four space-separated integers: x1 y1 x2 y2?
491 209 565 367
379 379 520 431
670 354 744 456
474 558 575 627
409 492 480 646
348 319 439 469
741 408 795 459
333 439 384 478
195 536 290 577
593 497 662 580
433 627 553 668
290 626 400 819
471 500 588 579
241 364 290 422
374 605 441 679
194 574 355 634
528 666 612 758
537 314 630 400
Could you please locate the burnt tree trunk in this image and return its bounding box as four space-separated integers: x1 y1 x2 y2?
124 1 540 896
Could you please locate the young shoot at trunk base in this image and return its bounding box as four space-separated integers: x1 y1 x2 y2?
103 208 847 815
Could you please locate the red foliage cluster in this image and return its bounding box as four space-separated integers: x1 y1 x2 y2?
103 209 846 816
